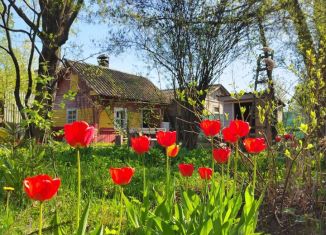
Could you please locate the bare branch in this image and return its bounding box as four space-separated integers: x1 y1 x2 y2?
8 0 42 38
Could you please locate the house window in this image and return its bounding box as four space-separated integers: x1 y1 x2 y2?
67 109 77 123
213 107 219 114
114 107 127 129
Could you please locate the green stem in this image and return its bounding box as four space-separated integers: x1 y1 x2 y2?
76 148 81 228
39 202 43 235
6 192 10 218
227 154 230 180
234 142 239 191
211 137 214 175
211 137 215 192
205 180 208 205
221 164 224 183
253 156 257 194
142 154 147 199
166 148 170 197
118 187 124 235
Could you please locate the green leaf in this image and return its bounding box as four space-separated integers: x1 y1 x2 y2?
104 227 117 234
284 149 292 159
200 218 213 235
174 203 180 220
299 123 308 134
123 194 140 228
305 143 313 150
0 128 10 141
91 224 104 235
76 202 91 235
161 221 176 235
52 210 63 235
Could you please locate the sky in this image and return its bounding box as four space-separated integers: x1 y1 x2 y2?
6 3 298 104
61 18 298 104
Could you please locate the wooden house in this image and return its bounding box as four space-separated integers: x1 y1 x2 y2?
162 84 230 130
53 57 168 143
162 85 284 141
217 92 284 138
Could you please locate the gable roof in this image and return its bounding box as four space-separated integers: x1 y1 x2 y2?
161 84 230 102
219 91 285 106
64 60 167 104
208 84 230 96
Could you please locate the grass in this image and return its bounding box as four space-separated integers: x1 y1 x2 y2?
0 143 209 234
0 141 324 234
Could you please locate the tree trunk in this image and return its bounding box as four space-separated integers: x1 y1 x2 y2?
176 100 202 150
30 45 61 139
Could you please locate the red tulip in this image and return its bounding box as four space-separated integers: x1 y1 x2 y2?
178 163 194 177
109 167 135 185
213 147 231 164
229 120 250 137
23 174 61 201
64 121 95 148
200 119 221 137
283 133 294 141
275 136 281 142
243 138 266 154
167 144 180 157
198 167 213 180
131 136 150 154
222 120 250 143
156 131 176 148
222 127 238 143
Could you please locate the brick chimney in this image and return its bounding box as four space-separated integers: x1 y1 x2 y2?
97 54 109 67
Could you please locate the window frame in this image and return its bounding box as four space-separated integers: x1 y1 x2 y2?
66 108 77 123
114 107 128 129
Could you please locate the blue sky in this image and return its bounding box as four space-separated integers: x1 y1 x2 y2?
62 19 298 103
7 6 297 103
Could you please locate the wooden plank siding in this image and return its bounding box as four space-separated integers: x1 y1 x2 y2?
53 69 165 143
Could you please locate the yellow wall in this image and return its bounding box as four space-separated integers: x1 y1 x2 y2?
78 108 93 124
98 107 142 129
53 108 93 126
53 109 66 126
99 108 114 128
53 105 159 129
70 74 79 92
128 110 141 128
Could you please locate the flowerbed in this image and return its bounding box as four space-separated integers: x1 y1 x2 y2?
0 119 324 234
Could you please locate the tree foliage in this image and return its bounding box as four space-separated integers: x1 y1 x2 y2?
108 0 263 148
0 0 84 138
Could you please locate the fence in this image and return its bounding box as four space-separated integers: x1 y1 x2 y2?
0 92 29 125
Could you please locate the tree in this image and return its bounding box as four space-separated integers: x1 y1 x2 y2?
108 0 261 149
283 0 326 137
0 0 84 138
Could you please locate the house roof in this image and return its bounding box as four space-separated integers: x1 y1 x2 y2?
161 84 230 102
219 92 285 106
64 60 167 104
207 84 229 95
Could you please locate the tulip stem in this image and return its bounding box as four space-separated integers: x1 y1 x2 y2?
234 142 239 191
118 186 124 235
39 202 43 235
253 156 257 195
211 137 214 175
76 148 81 229
166 148 170 197
5 191 10 218
204 179 208 206
211 137 215 192
227 155 230 180
142 154 147 200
